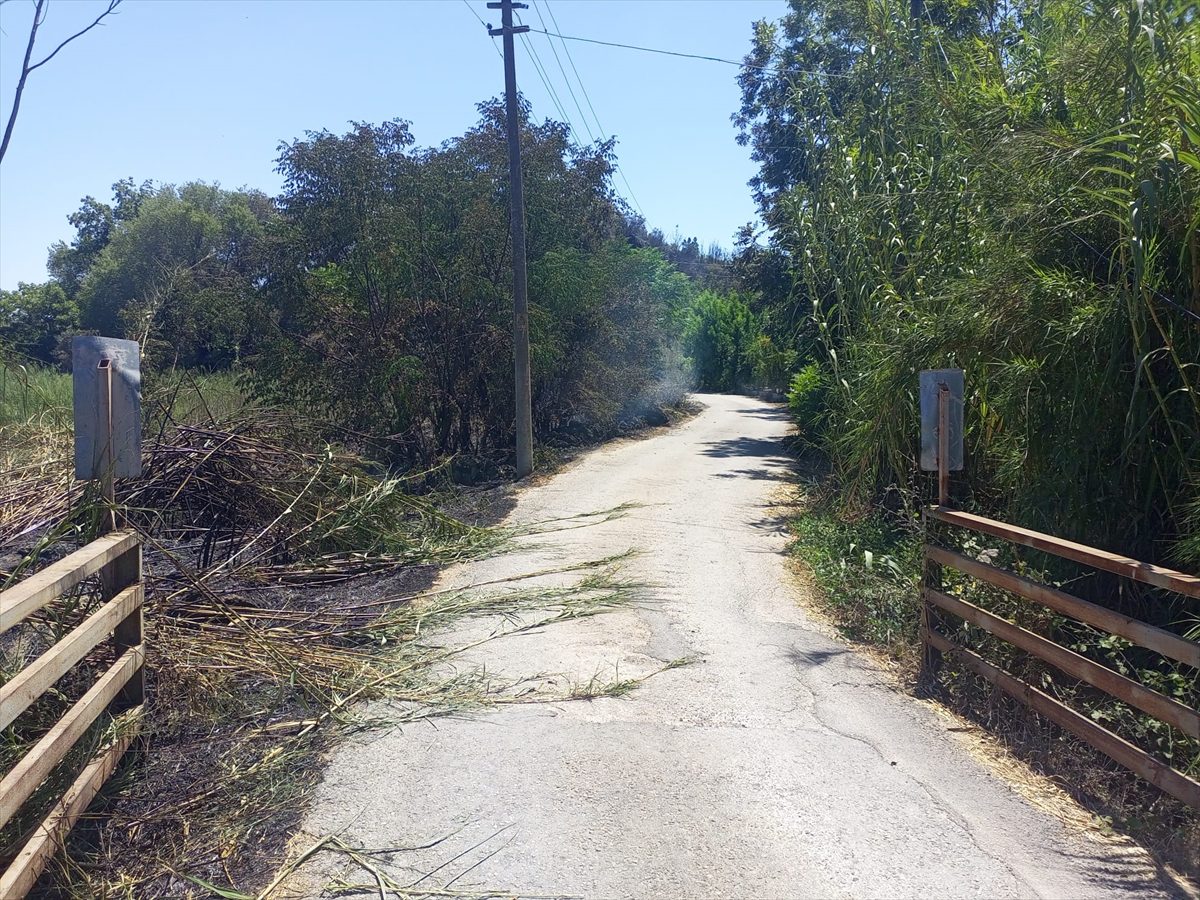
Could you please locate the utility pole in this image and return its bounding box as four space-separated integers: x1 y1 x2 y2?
488 0 534 478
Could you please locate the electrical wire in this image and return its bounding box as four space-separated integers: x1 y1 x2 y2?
524 27 855 79
518 30 574 130
508 8 643 218
514 8 588 146
542 2 607 140
461 0 586 186
459 0 502 60
535 1 645 216
527 2 595 144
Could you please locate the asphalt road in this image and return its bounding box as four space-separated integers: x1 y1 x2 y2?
295 394 1177 899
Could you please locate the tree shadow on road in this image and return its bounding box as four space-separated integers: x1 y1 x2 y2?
701 434 793 460
714 466 795 482
730 405 793 422
782 646 850 668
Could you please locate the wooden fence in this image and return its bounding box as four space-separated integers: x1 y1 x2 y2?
921 505 1200 809
0 529 144 898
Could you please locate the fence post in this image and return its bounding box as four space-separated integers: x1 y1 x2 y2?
921 508 943 681
94 354 144 708
104 546 144 709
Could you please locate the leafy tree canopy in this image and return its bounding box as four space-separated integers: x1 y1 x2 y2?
0 280 77 365
76 182 275 368
736 0 1200 562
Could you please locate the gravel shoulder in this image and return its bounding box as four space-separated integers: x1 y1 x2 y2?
291 393 1180 899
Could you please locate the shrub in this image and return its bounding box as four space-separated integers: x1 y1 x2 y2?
682 291 760 391
787 362 826 438
750 334 795 391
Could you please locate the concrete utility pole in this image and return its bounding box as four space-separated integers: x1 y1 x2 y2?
488 0 534 478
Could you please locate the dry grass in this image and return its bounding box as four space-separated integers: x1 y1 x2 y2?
263 832 537 900
13 556 642 899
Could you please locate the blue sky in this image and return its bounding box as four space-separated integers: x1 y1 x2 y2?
0 0 785 289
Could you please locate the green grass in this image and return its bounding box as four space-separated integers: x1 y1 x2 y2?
145 369 250 424
0 361 251 430
787 503 922 660
0 363 72 429
0 361 253 479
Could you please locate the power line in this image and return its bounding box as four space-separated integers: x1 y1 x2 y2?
1066 228 1200 325
513 9 589 147
534 1 645 216
465 0 586 172
524 27 855 78
467 4 655 219
460 0 502 59
513 25 606 196
518 30 574 129
525 2 594 143
542 1 604 140
509 7 643 217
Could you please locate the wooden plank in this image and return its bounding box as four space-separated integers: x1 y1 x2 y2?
0 585 143 730
928 507 1200 599
0 533 139 633
0 720 138 899
926 545 1200 669
0 645 143 830
922 627 1200 809
925 588 1199 739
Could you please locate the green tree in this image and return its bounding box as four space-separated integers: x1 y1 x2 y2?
737 0 1200 562
0 281 78 365
77 182 273 368
683 291 760 392
255 105 686 462
533 242 694 434
47 178 155 297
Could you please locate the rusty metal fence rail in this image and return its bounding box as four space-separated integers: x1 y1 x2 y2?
921 505 1200 809
0 529 144 898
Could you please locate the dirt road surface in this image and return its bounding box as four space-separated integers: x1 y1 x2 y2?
295 394 1177 899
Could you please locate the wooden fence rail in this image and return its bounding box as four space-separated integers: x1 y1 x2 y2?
0 530 144 899
922 506 1200 810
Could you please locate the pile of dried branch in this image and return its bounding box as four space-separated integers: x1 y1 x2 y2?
3 411 495 573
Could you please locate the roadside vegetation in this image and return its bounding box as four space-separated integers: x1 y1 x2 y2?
1 103 745 466
735 0 1199 870
737 0 1199 560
